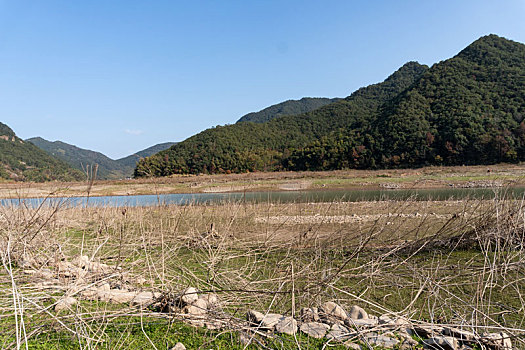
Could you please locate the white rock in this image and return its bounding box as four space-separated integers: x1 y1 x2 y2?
171 342 186 350
184 298 208 316
181 287 199 305
442 327 476 342
424 336 459 350
482 332 512 350
348 305 368 320
300 322 330 339
260 314 283 328
199 293 218 306
275 317 297 335
55 296 77 312
320 301 348 321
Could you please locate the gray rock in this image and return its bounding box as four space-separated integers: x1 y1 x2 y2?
320 301 348 323
171 342 186 350
275 316 298 335
348 305 368 320
300 307 320 322
260 314 283 328
246 310 283 329
442 327 476 342
366 334 400 348
378 314 394 324
327 323 353 341
345 318 378 328
300 322 330 339
424 336 459 350
180 287 199 305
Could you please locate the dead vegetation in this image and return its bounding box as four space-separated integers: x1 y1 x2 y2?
0 190 524 348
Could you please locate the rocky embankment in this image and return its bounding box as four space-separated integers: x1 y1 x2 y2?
21 254 514 350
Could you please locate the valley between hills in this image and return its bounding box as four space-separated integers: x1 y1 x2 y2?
1 33 525 350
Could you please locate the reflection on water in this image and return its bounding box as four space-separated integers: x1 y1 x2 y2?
1 187 524 208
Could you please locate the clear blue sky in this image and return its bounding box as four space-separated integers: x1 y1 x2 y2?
0 0 524 159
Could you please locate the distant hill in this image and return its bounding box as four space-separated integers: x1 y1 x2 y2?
135 34 525 176
27 138 176 180
116 142 177 169
0 123 83 182
237 97 339 123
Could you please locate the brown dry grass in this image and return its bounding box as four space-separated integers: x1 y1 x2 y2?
0 191 524 348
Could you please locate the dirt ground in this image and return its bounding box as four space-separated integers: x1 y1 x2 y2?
0 163 524 198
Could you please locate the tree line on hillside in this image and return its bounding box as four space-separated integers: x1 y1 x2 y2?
135 35 525 177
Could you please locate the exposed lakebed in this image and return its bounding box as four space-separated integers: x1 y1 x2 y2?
1 186 524 207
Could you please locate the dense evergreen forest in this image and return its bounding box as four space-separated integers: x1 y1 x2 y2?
135 35 525 177
237 97 339 123
0 123 83 181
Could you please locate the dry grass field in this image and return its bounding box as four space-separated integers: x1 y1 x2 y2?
0 185 524 348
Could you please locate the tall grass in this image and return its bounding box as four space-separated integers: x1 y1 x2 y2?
0 192 524 348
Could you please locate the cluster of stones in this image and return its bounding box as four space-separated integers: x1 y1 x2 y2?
23 257 513 349
24 255 159 312
245 302 513 350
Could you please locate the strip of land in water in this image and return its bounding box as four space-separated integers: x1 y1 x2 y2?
0 163 524 199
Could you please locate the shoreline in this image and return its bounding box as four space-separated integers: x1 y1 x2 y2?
0 163 524 199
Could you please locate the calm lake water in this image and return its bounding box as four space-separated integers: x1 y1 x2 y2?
1 187 525 208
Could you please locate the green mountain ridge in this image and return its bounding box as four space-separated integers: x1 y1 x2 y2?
135 34 525 177
27 137 176 180
237 97 339 123
0 123 83 182
134 60 428 176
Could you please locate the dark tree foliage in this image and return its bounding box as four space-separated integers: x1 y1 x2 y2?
0 126 83 182
237 97 339 123
136 35 525 177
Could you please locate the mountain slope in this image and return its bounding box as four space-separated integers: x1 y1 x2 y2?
27 137 126 179
237 97 339 123
0 123 83 182
116 142 177 170
136 34 525 176
284 34 525 170
135 61 428 176
27 138 176 179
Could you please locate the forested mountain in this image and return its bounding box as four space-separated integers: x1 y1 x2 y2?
0 123 83 182
134 61 428 176
135 35 525 177
237 97 339 123
27 138 176 179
